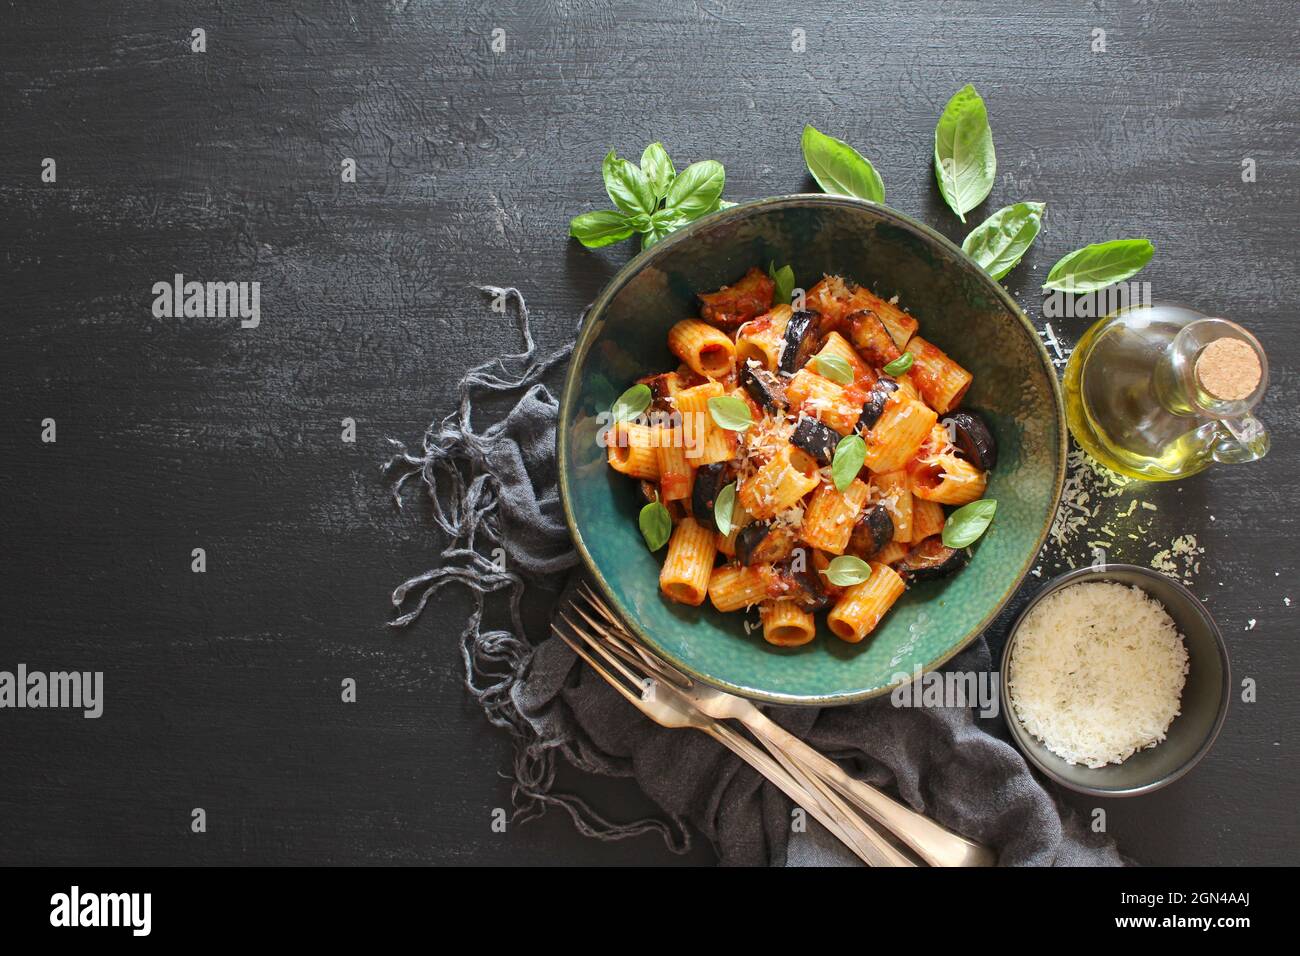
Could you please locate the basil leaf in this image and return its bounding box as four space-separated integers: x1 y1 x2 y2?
641 210 685 249
768 261 796 305
942 498 997 548
707 395 752 432
814 353 854 385
569 210 636 249
1042 239 1155 293
611 384 652 422
933 85 996 223
883 352 914 376
639 500 673 552
663 160 726 220
820 555 873 587
801 125 885 203
602 150 657 217
962 202 1046 280
640 142 676 201
831 434 866 492
714 482 737 536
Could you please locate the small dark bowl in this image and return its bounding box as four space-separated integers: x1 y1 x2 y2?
1000 565 1230 797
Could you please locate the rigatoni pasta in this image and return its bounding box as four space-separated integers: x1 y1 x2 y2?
659 517 716 606
607 265 996 651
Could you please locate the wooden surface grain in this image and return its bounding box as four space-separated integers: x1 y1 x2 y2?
0 0 1295 865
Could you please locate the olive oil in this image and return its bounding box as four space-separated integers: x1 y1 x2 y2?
1063 305 1269 481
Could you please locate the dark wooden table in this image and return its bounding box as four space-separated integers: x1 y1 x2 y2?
1 1 1295 866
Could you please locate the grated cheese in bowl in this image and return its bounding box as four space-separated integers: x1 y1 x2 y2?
1007 582 1189 769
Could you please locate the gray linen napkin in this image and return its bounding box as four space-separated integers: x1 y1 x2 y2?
386 287 1122 867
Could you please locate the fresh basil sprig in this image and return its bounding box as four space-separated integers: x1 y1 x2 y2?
831 434 866 492
569 143 728 250
883 352 914 376
707 395 753 432
611 384 652 423
814 354 854 385
768 261 796 305
639 500 673 552
942 499 997 548
934 85 996 223
820 555 873 587
714 482 737 536
1042 239 1155 293
962 202 1046 280
801 125 885 203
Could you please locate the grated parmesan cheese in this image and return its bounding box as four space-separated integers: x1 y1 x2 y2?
1008 582 1189 768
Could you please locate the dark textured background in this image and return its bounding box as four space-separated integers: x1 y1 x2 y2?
0 0 1295 866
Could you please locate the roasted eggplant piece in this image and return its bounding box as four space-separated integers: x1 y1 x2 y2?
941 411 997 471
777 552 834 611
637 372 679 415
639 481 683 522
894 538 969 582
735 520 796 566
859 378 900 431
778 310 822 375
848 504 895 559
698 267 775 330
741 364 786 413
847 310 902 367
790 417 840 467
691 463 730 527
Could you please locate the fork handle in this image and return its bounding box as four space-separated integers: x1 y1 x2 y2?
703 724 913 866
738 712 996 867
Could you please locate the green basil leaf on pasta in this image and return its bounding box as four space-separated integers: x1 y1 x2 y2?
714 482 737 536
768 261 796 305
640 142 676 201
801 125 885 203
831 434 866 491
707 395 753 432
934 85 996 223
961 202 1046 280
639 500 673 552
602 150 657 217
814 353 854 385
569 210 636 249
1042 239 1155 293
663 160 726 220
941 498 997 548
611 384 652 422
883 352 914 376
820 555 873 587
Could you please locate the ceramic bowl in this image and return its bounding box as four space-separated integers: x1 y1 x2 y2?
1000 564 1231 796
558 194 1066 704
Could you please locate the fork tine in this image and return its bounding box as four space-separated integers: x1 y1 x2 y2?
574 588 695 688
550 622 643 707
559 611 654 693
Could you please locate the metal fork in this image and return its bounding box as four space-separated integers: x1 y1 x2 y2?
574 584 996 867
551 613 913 866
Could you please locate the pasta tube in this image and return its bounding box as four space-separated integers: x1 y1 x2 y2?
659 517 716 606
800 478 871 555
669 319 737 380
760 600 817 647
863 396 937 474
606 421 659 480
827 563 906 643
903 335 973 414
708 563 770 612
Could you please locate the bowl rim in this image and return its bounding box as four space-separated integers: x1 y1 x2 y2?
999 563 1232 796
558 193 1068 706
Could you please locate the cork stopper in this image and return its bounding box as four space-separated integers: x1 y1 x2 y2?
1195 337 1261 402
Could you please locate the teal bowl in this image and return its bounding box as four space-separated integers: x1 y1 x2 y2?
558 195 1066 705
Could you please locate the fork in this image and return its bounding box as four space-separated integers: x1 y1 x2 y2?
574 584 996 868
551 614 913 866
